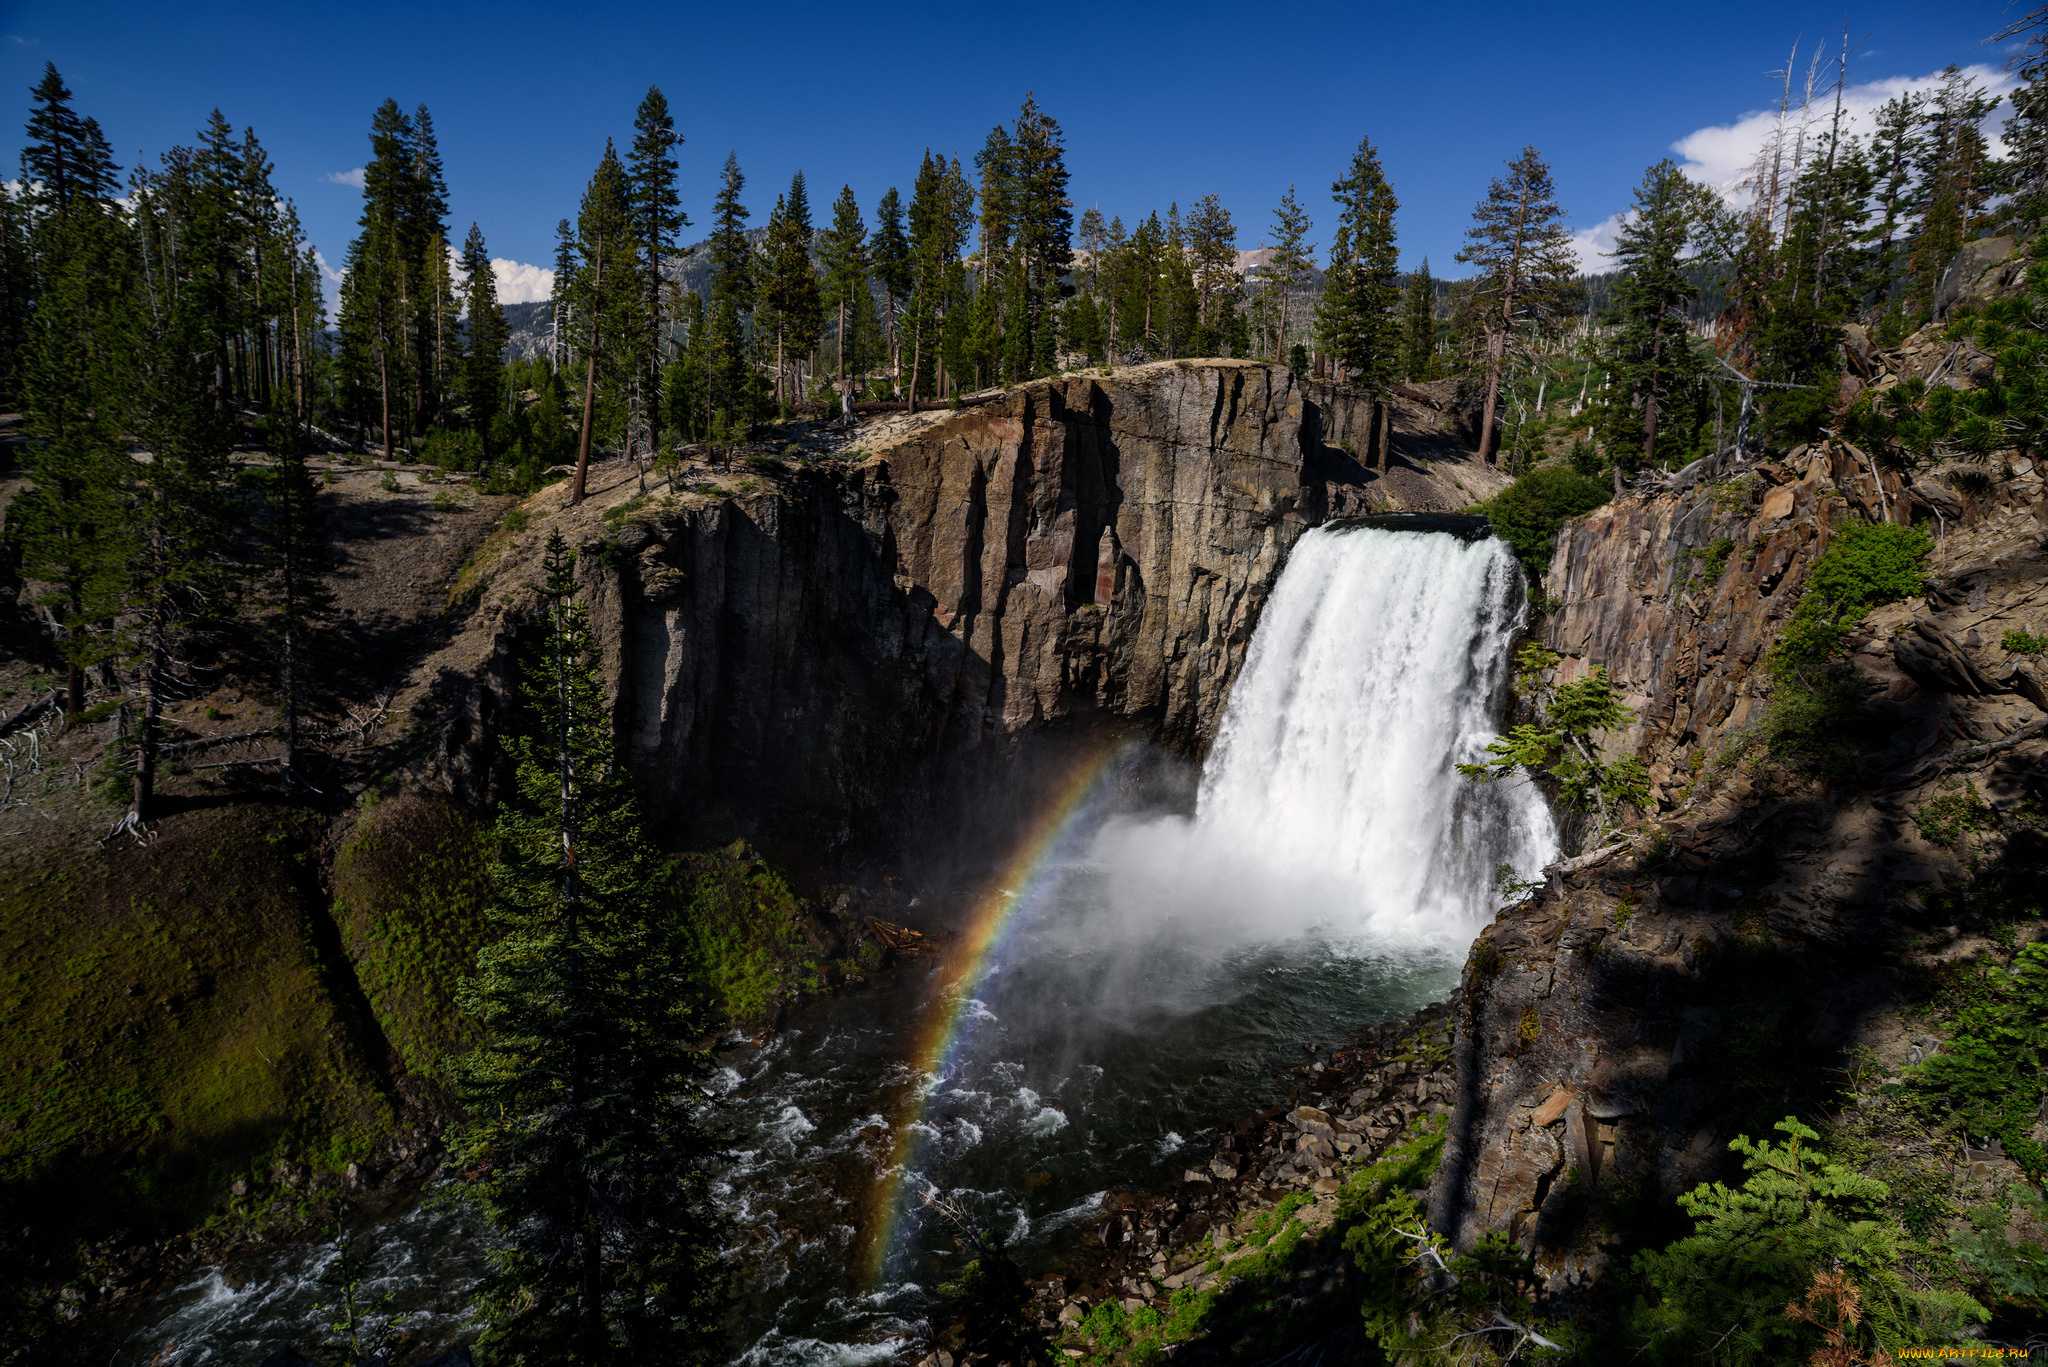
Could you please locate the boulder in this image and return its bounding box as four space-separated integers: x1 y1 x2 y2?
1894 619 1999 696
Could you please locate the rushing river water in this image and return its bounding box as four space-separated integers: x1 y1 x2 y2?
115 523 1556 1367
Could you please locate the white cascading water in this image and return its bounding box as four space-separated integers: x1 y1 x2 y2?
1094 524 1557 949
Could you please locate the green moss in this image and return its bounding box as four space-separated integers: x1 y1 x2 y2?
330 791 495 1080
0 804 396 1246
679 841 822 1024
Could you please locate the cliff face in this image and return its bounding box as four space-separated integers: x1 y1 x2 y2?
418 361 1504 861
1429 435 2048 1299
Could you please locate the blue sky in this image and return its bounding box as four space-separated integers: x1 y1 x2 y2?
0 0 2024 304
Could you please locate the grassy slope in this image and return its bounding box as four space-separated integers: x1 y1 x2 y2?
330 790 494 1084
0 800 396 1238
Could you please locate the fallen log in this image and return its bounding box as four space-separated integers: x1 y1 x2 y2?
0 689 59 739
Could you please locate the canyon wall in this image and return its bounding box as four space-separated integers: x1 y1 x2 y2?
1429 437 2048 1301
414 361 1505 863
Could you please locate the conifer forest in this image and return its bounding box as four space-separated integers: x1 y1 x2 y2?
7 7 2048 1366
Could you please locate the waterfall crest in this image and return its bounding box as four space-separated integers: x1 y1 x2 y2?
1098 525 1556 947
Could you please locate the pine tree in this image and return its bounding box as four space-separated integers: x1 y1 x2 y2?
1159 203 1199 358
629 87 686 456
705 154 753 426
0 182 30 407
339 100 419 458
760 171 820 410
1186 194 1237 350
2003 11 2048 232
1320 136 1401 385
1262 187 1314 364
12 72 135 720
451 531 722 1364
870 187 910 392
1401 258 1436 383
90 278 235 829
1007 96 1072 379
1862 93 1923 321
1602 161 1710 469
568 141 642 504
819 185 871 396
1098 213 1131 364
251 408 337 789
1455 146 1578 463
904 153 946 404
1906 67 2000 317
20 63 120 217
1753 132 1871 443
410 105 454 429
459 222 509 445
550 217 576 369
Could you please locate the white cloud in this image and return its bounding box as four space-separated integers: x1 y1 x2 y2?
1568 62 2023 276
1571 211 1627 274
1671 62 2018 206
314 249 344 318
446 247 554 306
490 259 554 304
325 167 365 189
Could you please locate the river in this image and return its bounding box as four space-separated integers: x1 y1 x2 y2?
113 523 1555 1366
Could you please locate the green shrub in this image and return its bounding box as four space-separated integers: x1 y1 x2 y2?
1630 1118 1986 1363
1915 778 1993 848
1767 522 1932 772
1690 536 1737 586
2002 628 2048 654
743 453 783 476
503 508 530 533
1471 464 1611 576
1908 943 2048 1180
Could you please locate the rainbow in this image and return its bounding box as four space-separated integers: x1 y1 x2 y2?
862 736 1139 1285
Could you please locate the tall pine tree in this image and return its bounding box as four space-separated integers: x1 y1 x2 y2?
567 140 642 504
1455 146 1578 463
459 222 509 446
629 87 686 455
1601 160 1710 469
1262 187 1314 364
820 185 872 397
1318 136 1401 385
451 530 722 1364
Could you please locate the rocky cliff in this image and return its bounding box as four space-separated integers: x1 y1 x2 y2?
1429 426 2048 1301
413 360 1506 865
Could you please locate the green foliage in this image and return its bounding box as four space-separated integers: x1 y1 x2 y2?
2003 627 2048 654
1339 1120 1560 1360
1915 778 1993 848
1630 1119 1986 1364
1766 522 1931 772
1316 136 1401 385
1462 642 1648 839
680 841 815 1023
1688 536 1736 587
1471 464 1611 576
330 793 493 1076
1952 1185 2048 1312
1907 943 2048 1180
448 531 722 1364
1598 160 1718 470
312 1230 412 1367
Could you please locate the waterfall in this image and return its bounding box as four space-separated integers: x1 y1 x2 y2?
1095 524 1556 950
